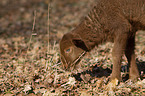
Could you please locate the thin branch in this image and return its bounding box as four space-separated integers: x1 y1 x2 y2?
24 10 36 62
47 0 50 53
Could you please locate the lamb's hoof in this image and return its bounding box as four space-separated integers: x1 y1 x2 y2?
106 78 119 91
105 78 119 95
129 75 140 82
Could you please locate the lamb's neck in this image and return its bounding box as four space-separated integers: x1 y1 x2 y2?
71 17 108 51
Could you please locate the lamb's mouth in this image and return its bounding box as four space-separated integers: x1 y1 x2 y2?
70 51 86 70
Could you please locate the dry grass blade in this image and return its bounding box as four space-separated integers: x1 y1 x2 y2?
25 10 37 61
47 0 51 53
71 51 86 71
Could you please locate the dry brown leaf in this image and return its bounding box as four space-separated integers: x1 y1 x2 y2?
23 84 32 92
80 74 91 83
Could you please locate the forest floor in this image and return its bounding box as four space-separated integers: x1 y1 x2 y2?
0 0 145 95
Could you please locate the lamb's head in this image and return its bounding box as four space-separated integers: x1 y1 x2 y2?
59 33 88 70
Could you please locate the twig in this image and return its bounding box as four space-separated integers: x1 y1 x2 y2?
47 0 50 53
24 10 37 62
71 51 86 71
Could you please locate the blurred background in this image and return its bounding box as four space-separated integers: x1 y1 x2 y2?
0 0 94 42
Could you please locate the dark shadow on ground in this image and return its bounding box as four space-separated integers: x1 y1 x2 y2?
73 63 112 81
73 58 145 82
122 59 145 81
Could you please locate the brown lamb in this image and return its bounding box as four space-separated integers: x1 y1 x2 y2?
59 0 145 81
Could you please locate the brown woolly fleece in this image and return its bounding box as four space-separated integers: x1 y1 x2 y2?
60 0 145 81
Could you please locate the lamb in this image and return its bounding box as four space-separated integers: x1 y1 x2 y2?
59 0 145 82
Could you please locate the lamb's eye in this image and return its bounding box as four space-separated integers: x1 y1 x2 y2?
65 48 71 53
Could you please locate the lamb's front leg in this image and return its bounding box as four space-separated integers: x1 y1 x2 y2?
111 35 128 81
106 34 128 91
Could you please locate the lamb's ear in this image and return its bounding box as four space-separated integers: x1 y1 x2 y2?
72 39 89 51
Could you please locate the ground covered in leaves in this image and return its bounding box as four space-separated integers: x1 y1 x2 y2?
0 0 145 95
